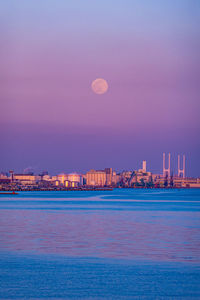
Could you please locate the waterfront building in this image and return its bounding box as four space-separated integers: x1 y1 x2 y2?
86 169 107 186
124 161 152 187
57 174 68 184
0 173 9 179
71 181 79 188
0 155 199 190
105 168 112 186
56 173 83 187
64 180 71 188
152 174 200 188
142 160 147 172
42 175 52 181
55 180 60 186
173 177 200 188
112 171 121 185
13 174 41 185
67 173 83 186
0 173 11 186
9 170 14 182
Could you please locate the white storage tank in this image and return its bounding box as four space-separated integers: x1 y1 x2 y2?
67 173 83 186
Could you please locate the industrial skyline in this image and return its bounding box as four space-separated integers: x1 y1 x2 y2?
0 2 199 298
1 1 199 178
0 153 192 177
1 154 199 190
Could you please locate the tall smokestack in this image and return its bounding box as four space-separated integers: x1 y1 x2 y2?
142 160 147 172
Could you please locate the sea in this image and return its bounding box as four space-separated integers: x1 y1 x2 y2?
0 189 200 299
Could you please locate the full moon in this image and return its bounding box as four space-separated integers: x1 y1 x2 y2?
91 78 108 94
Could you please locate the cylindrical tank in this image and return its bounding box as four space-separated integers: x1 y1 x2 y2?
57 174 68 184
55 180 60 186
64 180 71 187
67 174 83 185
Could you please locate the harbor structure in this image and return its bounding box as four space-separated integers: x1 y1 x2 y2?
56 173 83 186
86 169 107 186
163 153 170 177
142 161 147 172
57 174 68 184
178 154 186 178
105 168 113 186
67 173 83 186
13 174 41 185
0 154 200 190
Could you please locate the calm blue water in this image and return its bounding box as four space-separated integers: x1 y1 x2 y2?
0 189 200 299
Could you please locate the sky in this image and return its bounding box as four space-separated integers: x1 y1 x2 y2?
0 0 200 176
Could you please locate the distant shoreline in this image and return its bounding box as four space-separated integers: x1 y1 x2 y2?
0 186 199 193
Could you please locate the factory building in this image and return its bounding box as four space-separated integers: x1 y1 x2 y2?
112 171 121 185
105 168 113 186
67 173 83 186
57 174 68 184
142 161 146 173
86 169 107 186
64 180 70 188
56 173 83 187
13 174 41 185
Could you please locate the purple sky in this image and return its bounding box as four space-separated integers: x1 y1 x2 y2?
0 0 200 176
